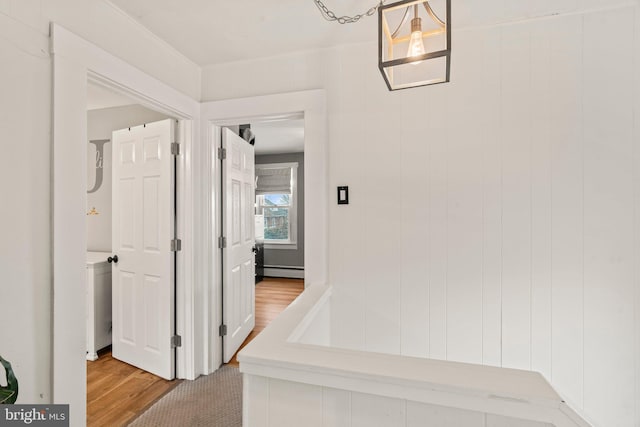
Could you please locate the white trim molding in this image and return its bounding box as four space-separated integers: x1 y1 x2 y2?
263 242 298 250
263 266 305 279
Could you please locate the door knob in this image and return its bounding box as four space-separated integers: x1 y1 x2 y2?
107 255 119 264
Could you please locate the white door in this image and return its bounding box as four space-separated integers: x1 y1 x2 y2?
112 119 176 380
222 127 256 363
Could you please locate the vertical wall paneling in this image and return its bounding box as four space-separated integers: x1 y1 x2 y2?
351 393 406 427
480 27 504 368
399 84 430 357
361 48 403 354
427 82 449 361
635 7 640 427
329 48 367 351
445 29 485 364
268 378 323 427
499 22 533 370
322 387 351 427
582 8 636 425
549 14 585 409
253 378 573 427
244 375 269 427
529 21 553 381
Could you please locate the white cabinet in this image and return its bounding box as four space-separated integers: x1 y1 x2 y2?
86 252 112 361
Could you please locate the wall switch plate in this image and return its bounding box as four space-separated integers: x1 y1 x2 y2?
337 186 349 205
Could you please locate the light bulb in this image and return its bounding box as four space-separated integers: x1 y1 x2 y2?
407 30 425 59
407 14 425 65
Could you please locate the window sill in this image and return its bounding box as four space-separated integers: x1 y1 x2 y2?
263 241 298 250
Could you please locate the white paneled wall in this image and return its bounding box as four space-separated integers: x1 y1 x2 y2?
548 13 585 411
203 4 640 426
244 375 553 427
479 26 503 369
583 9 636 424
326 7 639 427
500 21 533 372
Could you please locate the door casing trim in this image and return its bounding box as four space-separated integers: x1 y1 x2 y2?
200 90 328 372
51 23 200 425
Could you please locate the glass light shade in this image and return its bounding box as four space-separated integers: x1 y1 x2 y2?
379 0 451 91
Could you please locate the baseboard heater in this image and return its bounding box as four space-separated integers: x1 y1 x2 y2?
263 265 304 279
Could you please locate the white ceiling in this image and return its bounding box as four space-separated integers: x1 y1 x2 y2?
108 0 392 66
107 0 628 67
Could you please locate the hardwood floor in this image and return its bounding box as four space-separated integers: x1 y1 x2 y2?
227 277 304 367
86 277 303 425
86 349 179 427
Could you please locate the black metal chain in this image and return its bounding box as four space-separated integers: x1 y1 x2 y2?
313 0 386 24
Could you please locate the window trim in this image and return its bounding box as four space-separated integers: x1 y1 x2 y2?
256 162 298 248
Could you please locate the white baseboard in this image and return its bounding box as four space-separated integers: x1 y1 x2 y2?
263 266 304 279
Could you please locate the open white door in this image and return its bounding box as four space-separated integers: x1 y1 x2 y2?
112 119 176 380
222 127 256 363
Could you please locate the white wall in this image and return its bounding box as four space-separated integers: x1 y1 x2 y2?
86 104 169 251
0 0 199 410
203 4 640 426
0 8 51 406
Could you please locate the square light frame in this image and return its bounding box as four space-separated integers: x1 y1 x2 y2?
378 0 451 91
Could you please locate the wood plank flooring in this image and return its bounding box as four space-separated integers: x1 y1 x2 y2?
87 277 303 425
87 349 179 426
227 277 304 367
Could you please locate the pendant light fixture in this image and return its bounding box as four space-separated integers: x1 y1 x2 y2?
313 0 450 91
379 0 451 90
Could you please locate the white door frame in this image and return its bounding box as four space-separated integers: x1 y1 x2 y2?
200 90 328 372
51 24 201 426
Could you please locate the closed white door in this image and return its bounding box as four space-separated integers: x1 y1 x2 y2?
112 119 175 380
222 127 256 363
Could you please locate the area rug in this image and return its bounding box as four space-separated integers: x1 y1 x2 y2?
129 365 242 427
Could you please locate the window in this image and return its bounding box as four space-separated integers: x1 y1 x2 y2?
255 162 298 248
258 194 292 240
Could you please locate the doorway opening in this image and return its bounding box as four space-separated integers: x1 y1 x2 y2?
201 89 328 373
85 82 180 426
218 117 306 366
252 117 305 280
